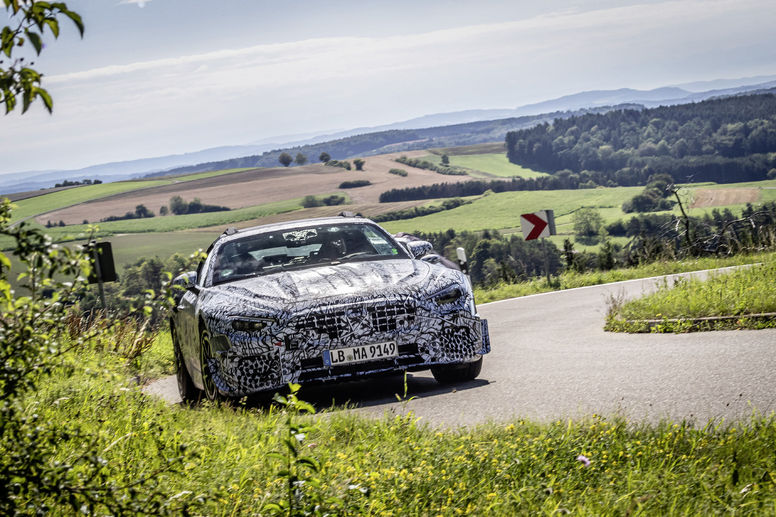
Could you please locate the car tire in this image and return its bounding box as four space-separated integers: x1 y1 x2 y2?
431 356 482 384
199 329 223 402
172 325 200 405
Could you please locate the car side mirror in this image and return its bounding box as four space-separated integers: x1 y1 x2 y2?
456 247 468 274
406 240 432 259
174 271 198 290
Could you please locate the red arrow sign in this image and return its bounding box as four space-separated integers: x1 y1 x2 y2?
521 212 549 240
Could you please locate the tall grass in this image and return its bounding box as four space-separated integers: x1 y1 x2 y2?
29 343 776 515
606 257 776 332
475 252 776 304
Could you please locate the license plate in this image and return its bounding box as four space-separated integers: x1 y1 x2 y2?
324 341 397 366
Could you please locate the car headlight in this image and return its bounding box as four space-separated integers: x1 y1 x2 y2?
231 317 274 332
430 285 465 306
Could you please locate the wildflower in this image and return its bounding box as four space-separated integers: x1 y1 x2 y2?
576 454 591 467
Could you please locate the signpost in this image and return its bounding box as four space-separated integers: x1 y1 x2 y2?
85 241 117 310
520 210 556 284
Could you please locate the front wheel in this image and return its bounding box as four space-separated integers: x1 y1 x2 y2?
200 330 223 402
172 325 200 404
431 356 482 384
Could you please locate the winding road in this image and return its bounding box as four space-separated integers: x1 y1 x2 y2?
145 268 776 426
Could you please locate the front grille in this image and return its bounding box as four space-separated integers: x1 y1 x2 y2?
369 304 416 332
292 303 416 339
294 311 343 340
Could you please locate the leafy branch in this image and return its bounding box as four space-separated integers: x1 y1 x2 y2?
1 1 84 113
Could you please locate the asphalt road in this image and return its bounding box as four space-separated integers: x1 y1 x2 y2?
145 268 776 427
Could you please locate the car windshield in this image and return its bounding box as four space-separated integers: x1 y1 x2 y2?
211 222 408 285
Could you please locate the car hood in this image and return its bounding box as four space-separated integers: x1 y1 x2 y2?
208 259 458 307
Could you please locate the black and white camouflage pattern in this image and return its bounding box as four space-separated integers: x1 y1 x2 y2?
172 217 490 397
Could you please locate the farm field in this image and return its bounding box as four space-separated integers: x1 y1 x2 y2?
35 151 474 225
383 178 776 237
415 152 547 179
39 197 309 239
380 187 644 235
6 167 257 224
447 153 549 178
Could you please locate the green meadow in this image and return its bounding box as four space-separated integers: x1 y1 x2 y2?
380 187 643 235
448 153 550 178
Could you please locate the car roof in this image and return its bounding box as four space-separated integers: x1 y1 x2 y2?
214 216 376 245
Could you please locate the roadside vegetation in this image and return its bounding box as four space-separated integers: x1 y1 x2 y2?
605 258 776 332
474 251 776 304
31 353 776 515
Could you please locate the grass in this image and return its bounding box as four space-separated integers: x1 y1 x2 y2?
605 257 776 332
36 197 306 238
8 167 257 224
447 153 549 179
24 338 776 515
382 179 776 242
381 186 643 235
474 251 776 304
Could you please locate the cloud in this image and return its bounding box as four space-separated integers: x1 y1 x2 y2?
120 0 152 7
3 0 775 173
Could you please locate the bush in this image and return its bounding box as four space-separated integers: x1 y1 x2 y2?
167 195 229 215
389 168 408 177
302 195 346 208
0 200 196 514
338 180 371 189
325 160 352 170
302 195 322 208
373 198 469 222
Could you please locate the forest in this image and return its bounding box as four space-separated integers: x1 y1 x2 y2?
506 93 776 185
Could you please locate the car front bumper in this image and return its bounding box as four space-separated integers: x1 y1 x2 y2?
206 309 490 397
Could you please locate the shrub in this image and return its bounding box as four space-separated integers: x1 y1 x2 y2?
338 180 371 189
302 195 346 208
0 200 196 514
389 168 408 177
326 160 352 170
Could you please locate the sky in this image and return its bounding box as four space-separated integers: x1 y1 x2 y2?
1 0 775 175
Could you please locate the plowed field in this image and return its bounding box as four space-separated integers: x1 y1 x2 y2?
36 151 472 225
690 188 759 208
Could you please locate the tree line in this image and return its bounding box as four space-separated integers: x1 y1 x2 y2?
506 93 776 185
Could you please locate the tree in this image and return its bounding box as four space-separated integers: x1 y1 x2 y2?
134 204 153 218
353 158 365 171
1 1 83 114
319 152 331 163
441 154 449 165
159 205 169 216
573 207 606 244
169 195 187 215
278 152 293 167
295 152 307 165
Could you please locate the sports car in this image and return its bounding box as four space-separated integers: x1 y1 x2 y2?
170 215 490 402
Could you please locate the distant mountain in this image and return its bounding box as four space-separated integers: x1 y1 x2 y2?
3 76 775 195
156 105 642 177
0 144 276 194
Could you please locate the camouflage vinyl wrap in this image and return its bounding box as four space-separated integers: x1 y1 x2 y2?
173 218 490 397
